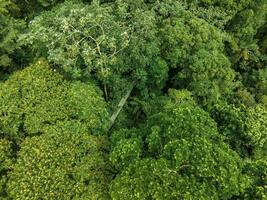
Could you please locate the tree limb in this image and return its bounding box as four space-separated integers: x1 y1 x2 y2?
109 83 134 130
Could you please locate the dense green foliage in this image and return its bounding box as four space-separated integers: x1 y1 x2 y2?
0 0 266 199
110 90 250 199
8 122 112 200
0 59 109 140
0 0 25 78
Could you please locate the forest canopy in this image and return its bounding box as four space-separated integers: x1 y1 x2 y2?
0 0 267 199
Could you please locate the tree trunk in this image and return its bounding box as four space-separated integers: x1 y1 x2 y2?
109 84 134 129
